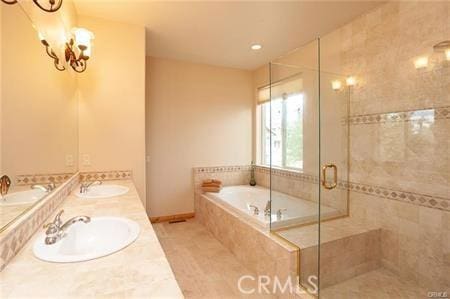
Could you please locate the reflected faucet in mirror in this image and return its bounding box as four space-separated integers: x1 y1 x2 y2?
31 183 56 193
0 175 12 198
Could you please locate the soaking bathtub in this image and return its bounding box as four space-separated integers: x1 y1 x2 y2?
204 185 341 229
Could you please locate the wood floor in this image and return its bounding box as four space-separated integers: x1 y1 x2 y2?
153 219 276 299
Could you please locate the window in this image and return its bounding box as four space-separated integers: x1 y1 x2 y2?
260 92 304 170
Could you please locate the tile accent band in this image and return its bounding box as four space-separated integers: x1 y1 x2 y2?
79 170 132 182
15 173 74 186
346 106 450 125
194 165 449 212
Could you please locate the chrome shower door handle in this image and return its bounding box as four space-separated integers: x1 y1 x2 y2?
322 164 337 190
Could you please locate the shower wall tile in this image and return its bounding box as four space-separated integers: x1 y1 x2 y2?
325 0 450 290
349 191 450 290
349 118 449 199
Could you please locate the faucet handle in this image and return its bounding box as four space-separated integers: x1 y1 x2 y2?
276 208 287 218
248 204 259 215
47 183 56 191
43 209 64 228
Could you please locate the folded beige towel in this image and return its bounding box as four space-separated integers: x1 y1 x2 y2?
202 179 222 185
202 186 222 193
202 182 222 188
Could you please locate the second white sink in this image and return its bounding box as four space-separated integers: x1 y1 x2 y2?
33 216 140 263
75 185 129 199
0 189 47 206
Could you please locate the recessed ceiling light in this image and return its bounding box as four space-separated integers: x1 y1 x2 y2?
251 44 262 50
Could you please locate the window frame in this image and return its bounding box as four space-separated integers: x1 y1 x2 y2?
258 93 303 171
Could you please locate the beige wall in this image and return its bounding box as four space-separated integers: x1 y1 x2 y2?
77 16 146 206
146 57 253 217
0 4 3 175
1 4 79 181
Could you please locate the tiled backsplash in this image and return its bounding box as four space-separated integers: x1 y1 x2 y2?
0 173 79 271
193 165 251 190
15 173 74 186
80 170 132 182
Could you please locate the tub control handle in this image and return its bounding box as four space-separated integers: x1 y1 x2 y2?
322 164 337 190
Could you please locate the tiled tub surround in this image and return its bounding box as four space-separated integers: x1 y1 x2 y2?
0 180 183 298
196 192 302 297
0 173 79 271
254 166 349 216
205 185 341 229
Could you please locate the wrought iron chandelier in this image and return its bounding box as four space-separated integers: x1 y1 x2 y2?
1 0 63 13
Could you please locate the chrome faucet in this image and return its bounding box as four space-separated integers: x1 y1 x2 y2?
31 183 56 193
276 208 287 220
79 180 102 194
264 200 271 216
248 204 259 215
43 210 90 245
0 175 11 198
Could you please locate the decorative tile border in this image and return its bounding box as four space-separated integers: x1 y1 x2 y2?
255 165 319 184
194 164 449 212
193 165 252 174
79 170 132 182
15 173 74 186
256 165 450 212
0 173 79 271
347 181 450 212
346 106 450 125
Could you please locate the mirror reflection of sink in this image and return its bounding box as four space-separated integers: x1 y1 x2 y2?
0 189 47 206
75 185 129 199
33 216 140 263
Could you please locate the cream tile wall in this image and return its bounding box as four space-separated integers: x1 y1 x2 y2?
322 1 450 290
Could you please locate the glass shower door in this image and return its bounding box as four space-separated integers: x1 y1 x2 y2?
267 38 322 296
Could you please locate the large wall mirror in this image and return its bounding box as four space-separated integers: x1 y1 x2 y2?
0 2 79 231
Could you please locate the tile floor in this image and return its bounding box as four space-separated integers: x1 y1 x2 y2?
154 218 429 299
321 268 429 299
153 219 277 299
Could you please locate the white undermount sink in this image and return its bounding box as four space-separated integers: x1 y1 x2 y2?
75 184 129 199
33 217 140 263
0 189 47 206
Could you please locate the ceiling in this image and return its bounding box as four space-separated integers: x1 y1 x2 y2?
73 1 383 70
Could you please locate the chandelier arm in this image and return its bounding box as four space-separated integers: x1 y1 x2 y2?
32 0 63 12
71 59 87 73
1 0 18 5
54 60 66 71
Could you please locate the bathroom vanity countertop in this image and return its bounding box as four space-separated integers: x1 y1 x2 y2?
0 180 184 298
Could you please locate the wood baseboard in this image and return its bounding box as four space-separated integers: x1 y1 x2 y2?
150 212 195 223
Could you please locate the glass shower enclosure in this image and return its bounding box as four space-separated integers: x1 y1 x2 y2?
263 38 350 296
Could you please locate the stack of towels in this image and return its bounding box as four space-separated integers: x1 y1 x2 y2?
201 179 223 193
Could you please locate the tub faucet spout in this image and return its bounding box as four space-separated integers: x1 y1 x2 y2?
264 201 271 216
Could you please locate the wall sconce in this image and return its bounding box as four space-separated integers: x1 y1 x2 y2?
39 27 94 73
414 56 428 69
1 0 63 13
39 32 65 71
433 40 450 61
346 76 356 87
331 80 342 91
